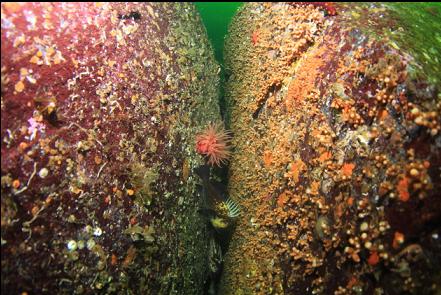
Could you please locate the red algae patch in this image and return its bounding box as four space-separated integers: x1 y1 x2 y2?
341 163 355 177
397 176 410 202
368 251 380 266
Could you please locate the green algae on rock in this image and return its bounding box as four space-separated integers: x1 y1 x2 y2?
339 3 441 85
221 3 440 294
1 2 220 294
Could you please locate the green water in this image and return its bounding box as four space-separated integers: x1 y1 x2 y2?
345 2 441 84
194 2 243 65
195 2 243 119
195 2 441 83
195 2 441 106
383 3 441 84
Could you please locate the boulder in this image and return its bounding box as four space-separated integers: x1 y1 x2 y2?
1 3 220 294
222 3 440 294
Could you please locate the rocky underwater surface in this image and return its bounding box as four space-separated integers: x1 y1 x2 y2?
1 2 221 294
1 2 440 295
220 2 440 295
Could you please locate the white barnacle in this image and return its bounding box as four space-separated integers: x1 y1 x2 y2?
93 227 102 237
38 167 49 179
86 238 96 250
67 240 77 251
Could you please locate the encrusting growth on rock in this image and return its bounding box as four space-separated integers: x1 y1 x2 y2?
220 2 441 294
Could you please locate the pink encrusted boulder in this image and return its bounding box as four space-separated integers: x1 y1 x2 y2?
1 2 220 294
221 3 440 294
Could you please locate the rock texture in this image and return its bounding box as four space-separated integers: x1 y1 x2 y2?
1 2 220 294
222 3 440 294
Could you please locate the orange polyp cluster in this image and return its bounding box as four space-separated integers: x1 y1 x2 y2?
195 123 231 167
